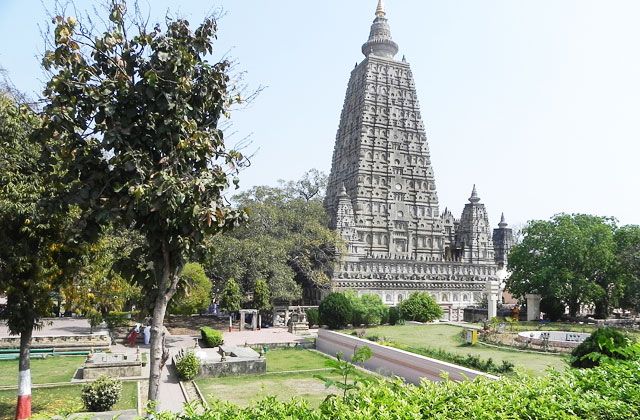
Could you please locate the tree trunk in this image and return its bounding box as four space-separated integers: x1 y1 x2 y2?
568 301 579 318
15 327 33 420
147 241 180 402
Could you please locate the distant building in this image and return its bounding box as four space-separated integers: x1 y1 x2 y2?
322 1 514 319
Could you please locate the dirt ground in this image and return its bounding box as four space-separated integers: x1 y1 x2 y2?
164 315 229 336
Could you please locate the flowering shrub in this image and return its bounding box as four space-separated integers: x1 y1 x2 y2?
81 375 122 412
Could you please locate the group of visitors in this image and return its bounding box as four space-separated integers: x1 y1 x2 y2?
126 322 151 346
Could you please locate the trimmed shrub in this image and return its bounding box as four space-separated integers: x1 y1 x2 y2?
319 293 353 329
176 350 201 380
398 292 443 322
388 306 402 325
81 375 122 412
306 308 319 328
571 327 636 368
200 326 224 348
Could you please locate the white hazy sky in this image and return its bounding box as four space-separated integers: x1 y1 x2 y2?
1 1 639 228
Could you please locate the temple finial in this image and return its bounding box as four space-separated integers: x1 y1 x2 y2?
362 0 399 59
376 0 386 17
469 184 480 203
499 212 508 228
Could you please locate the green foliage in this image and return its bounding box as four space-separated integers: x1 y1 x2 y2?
315 347 373 397
252 278 271 312
571 327 638 368
170 263 212 315
104 311 137 329
81 375 122 412
398 292 443 322
507 214 638 318
319 293 353 329
540 297 566 321
176 351 201 381
406 345 514 375
219 278 242 313
615 225 640 312
39 2 247 400
306 308 320 328
148 360 640 419
203 170 338 303
347 293 388 326
200 327 223 348
62 229 142 328
388 306 403 325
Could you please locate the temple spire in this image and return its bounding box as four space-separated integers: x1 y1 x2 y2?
362 0 399 59
376 0 386 17
469 184 481 204
499 212 508 228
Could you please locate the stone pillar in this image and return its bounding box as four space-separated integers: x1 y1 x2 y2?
284 309 290 326
252 312 257 331
258 314 262 330
486 280 500 320
239 311 245 331
526 294 542 321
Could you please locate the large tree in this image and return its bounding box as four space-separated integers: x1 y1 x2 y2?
204 170 338 304
0 87 79 419
615 225 640 313
61 228 142 330
507 214 622 318
40 2 246 400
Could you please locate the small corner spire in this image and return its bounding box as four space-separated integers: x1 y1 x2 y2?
376 0 386 17
469 184 480 203
339 182 348 197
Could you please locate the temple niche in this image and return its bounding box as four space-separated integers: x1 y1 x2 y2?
321 1 514 320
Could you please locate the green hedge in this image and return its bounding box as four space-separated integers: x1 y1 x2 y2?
201 326 224 348
151 360 640 419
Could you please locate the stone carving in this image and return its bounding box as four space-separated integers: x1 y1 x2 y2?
321 2 515 310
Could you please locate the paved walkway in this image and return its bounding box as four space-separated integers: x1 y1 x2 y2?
223 328 317 346
0 318 108 337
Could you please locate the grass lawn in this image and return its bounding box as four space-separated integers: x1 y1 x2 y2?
0 381 137 420
195 348 372 408
345 324 568 375
265 348 331 372
0 356 85 386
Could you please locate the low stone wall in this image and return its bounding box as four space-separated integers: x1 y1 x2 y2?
516 331 589 349
0 333 110 350
82 361 142 379
199 358 266 378
316 329 498 384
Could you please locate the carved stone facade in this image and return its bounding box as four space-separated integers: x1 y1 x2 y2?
323 2 514 319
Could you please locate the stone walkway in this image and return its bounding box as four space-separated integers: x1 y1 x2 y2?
0 318 108 337
222 328 317 346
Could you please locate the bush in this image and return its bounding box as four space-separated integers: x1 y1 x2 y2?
398 292 443 322
571 327 637 368
306 308 319 327
388 306 402 325
176 350 201 380
104 311 137 329
200 326 224 348
358 294 388 326
145 360 640 419
81 375 122 412
540 297 565 321
169 262 212 315
319 293 353 329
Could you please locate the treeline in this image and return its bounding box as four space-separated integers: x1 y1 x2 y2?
507 214 640 319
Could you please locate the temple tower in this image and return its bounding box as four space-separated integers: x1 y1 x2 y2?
325 0 444 261
323 2 501 316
